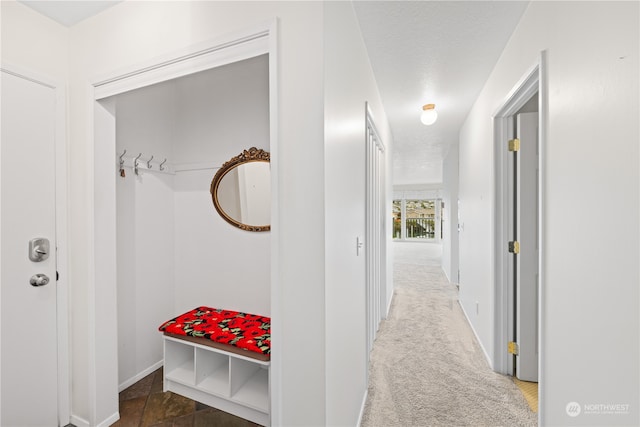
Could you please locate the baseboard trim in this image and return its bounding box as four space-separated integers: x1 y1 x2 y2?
71 409 120 427
441 267 457 286
356 388 369 427
70 415 90 427
458 300 493 369
97 412 120 427
385 291 394 318
118 360 164 392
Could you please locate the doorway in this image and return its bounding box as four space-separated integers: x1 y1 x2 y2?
493 55 546 419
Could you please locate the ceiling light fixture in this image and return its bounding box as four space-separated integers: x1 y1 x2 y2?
420 103 438 126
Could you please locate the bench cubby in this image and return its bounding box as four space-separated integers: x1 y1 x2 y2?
163 335 270 426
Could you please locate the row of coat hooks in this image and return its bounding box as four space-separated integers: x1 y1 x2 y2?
118 149 168 177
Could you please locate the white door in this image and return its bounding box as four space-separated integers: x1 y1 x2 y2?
1 70 59 425
512 112 539 382
365 107 385 360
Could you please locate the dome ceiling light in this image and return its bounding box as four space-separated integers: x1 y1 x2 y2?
420 103 438 126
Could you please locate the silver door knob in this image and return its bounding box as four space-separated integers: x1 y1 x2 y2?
30 274 50 287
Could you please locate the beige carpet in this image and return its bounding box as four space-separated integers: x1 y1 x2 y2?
361 249 537 427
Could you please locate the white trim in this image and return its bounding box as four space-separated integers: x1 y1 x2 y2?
118 360 164 392
537 50 547 427
0 63 71 427
97 412 120 427
385 291 394 318
69 412 120 427
458 301 493 368
89 19 280 427
0 63 57 89
267 18 281 427
492 62 540 117
70 415 90 427
93 22 271 100
87 88 99 427
356 389 369 427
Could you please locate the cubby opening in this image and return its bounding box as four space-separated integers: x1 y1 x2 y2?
231 360 269 412
163 336 270 425
195 348 229 395
164 339 195 385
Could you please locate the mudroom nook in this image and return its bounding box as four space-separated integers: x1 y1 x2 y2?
109 54 272 425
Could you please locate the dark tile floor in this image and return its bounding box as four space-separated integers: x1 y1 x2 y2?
112 368 261 427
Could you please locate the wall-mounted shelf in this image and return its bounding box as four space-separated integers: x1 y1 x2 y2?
163 335 270 426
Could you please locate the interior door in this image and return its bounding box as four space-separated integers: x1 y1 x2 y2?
512 112 539 382
1 70 59 425
365 108 385 360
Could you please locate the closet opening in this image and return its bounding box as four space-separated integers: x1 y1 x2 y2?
110 53 271 393
91 24 278 426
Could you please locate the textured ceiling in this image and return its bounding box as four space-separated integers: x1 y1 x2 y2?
18 0 529 186
353 1 529 185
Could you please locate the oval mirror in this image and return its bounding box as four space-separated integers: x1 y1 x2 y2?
210 147 270 232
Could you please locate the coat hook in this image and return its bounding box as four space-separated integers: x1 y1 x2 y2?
147 155 154 169
119 149 127 178
134 153 142 175
159 158 167 171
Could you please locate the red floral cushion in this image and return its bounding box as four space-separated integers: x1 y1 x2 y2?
159 307 270 356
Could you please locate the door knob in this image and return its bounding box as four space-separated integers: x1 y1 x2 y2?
30 274 50 287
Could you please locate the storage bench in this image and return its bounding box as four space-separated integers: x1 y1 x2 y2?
159 307 271 426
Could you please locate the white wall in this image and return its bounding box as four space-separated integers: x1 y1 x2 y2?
441 143 459 284
68 2 326 425
171 56 270 317
323 2 393 425
458 2 639 425
172 55 270 166
114 56 270 389
0 1 69 81
115 83 176 388
394 160 443 186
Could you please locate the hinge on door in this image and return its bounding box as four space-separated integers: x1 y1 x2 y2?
508 241 520 254
508 341 519 355
508 138 520 152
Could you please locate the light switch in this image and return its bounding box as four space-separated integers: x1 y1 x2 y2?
356 237 364 256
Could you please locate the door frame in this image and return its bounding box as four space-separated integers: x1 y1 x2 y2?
89 21 279 426
492 52 546 421
0 63 70 426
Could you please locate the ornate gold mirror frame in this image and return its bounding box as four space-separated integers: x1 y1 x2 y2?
210 147 271 232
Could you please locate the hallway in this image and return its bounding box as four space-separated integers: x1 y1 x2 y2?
361 242 537 427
